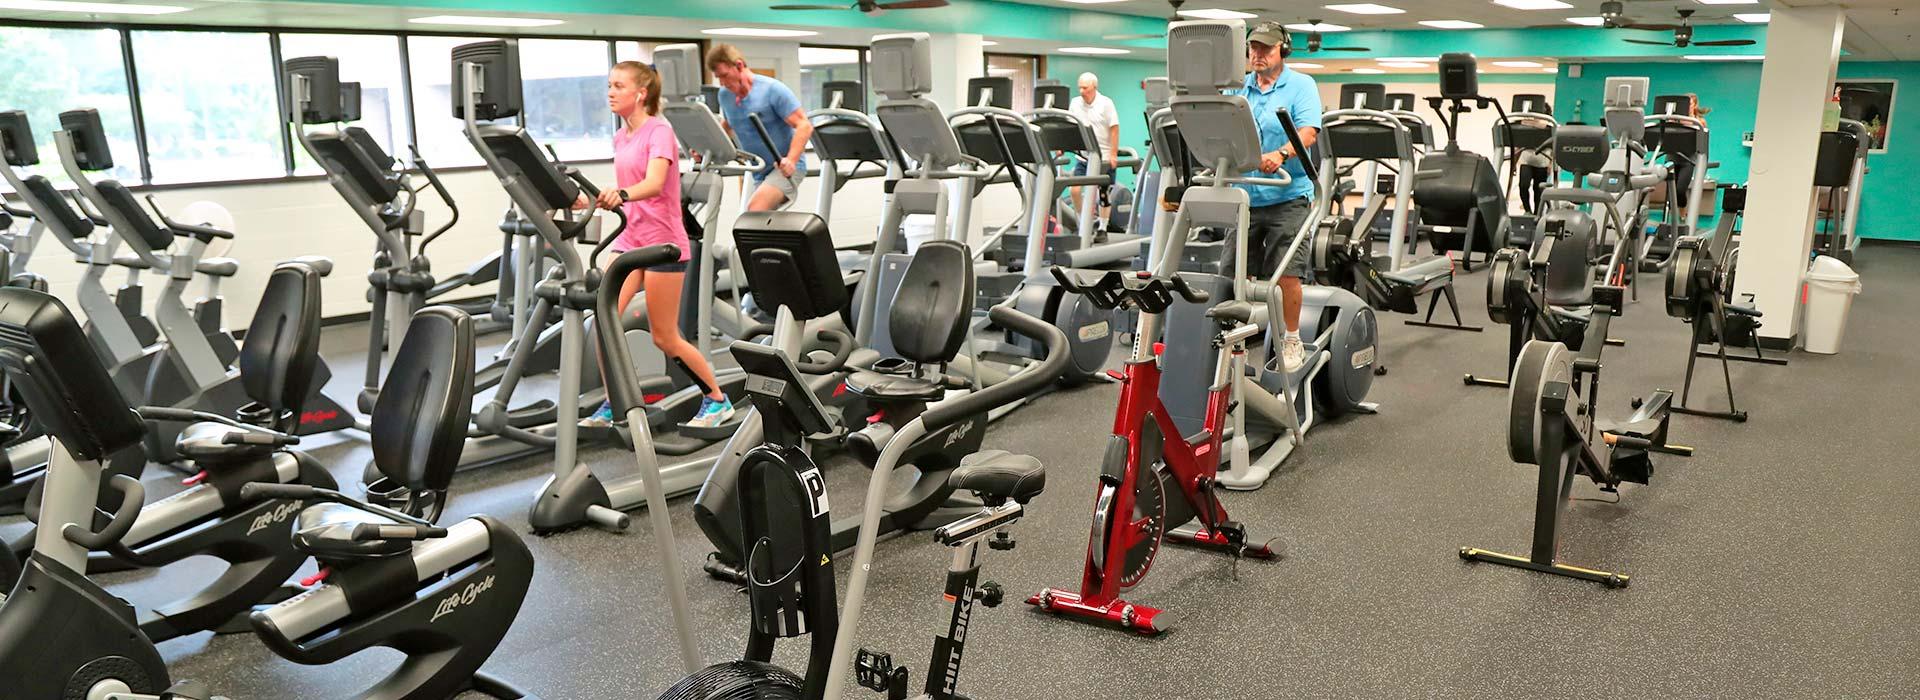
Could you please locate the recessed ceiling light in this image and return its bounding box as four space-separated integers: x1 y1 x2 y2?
1493 60 1543 68
1685 54 1764 61
702 27 819 37
1326 3 1405 14
1565 16 1606 26
0 0 187 13
1734 12 1769 23
1375 56 1437 62
982 40 999 46
1286 21 1352 32
1696 0 1758 5
1059 46 1131 55
1178 8 1259 20
409 15 564 27
1352 68 1387 74
1379 61 1430 68
1418 20 1483 29
1493 0 1572 10
1290 62 1325 69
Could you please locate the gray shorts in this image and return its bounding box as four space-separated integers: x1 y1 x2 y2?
1244 197 1312 280
753 165 808 201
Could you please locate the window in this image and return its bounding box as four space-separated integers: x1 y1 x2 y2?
279 33 407 176
985 54 1042 113
131 30 283 184
407 34 491 167
0 26 138 189
518 38 613 161
799 46 864 113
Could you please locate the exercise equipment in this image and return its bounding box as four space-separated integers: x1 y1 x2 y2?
57 108 355 463
1663 208 1769 421
1311 83 1478 335
1412 54 1512 271
1148 20 1378 491
1639 94 1716 272
1492 93 1556 243
1813 118 1870 264
0 284 537 699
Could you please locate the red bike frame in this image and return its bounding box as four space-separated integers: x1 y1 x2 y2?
1029 322 1275 634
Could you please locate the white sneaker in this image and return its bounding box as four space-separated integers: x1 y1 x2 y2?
1280 336 1307 373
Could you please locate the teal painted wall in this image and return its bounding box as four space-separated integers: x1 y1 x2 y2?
1557 61 1920 242
1045 54 1158 191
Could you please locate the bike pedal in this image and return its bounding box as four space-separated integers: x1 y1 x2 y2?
855 649 896 692
977 581 1005 608
988 532 1016 551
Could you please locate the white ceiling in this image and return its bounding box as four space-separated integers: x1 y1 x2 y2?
1008 0 1919 60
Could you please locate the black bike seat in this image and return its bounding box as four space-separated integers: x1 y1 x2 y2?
952 450 1045 504
1205 300 1255 325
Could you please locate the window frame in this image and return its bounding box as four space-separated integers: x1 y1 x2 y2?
0 18 692 192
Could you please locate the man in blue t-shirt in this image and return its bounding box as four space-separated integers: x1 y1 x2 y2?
1231 21 1323 372
707 44 815 212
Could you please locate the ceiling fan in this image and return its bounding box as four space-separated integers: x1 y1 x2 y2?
1619 8 1756 47
1294 19 1372 53
770 0 949 13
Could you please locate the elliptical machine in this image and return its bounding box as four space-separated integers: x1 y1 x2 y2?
1149 20 1378 491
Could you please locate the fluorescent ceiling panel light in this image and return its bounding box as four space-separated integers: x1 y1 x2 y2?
1352 68 1386 74
1493 0 1573 10
1375 56 1437 62
702 27 819 37
1290 62 1325 69
1696 0 1758 5
1418 20 1483 29
1326 3 1405 14
1178 8 1259 19
1542 67 1558 73
1379 61 1430 68
0 0 188 13
1565 16 1606 26
409 15 564 27
1734 13 1769 23
1059 46 1131 55
982 40 999 46
1286 21 1351 32
1493 60 1543 67
1684 54 1763 60
1060 0 1127 4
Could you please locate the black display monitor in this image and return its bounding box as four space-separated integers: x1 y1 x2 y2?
0 110 37 167
730 342 833 438
450 39 522 121
1338 83 1386 111
732 211 847 322
339 82 363 123
283 55 345 124
57 109 112 172
967 77 1014 110
821 80 864 113
1385 93 1416 112
1033 85 1071 110
1512 93 1552 115
1651 94 1693 117
1438 53 1480 100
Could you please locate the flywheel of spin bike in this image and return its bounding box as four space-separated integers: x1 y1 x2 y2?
1483 247 1532 326
1093 423 1178 590
1507 340 1574 467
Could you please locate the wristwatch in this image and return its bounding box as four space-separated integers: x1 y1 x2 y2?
617 188 631 203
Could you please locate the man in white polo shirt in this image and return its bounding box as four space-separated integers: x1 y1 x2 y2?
1067 71 1120 220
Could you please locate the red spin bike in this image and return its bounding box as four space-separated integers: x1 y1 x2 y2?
1028 268 1278 634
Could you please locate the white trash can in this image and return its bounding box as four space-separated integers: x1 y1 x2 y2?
903 214 938 254
1803 255 1861 354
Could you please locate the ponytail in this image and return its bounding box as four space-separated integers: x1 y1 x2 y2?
615 61 662 116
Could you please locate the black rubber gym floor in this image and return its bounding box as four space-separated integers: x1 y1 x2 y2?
15 244 1917 698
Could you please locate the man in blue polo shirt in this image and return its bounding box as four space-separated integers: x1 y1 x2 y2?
707 44 815 212
1233 20 1323 372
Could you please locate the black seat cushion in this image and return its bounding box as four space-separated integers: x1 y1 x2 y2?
1540 210 1596 308
368 307 475 494
844 369 946 403
952 449 1045 503
1205 300 1255 326
238 263 323 429
887 240 973 364
291 503 412 561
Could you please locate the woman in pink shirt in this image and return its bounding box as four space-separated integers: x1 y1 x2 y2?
581 61 732 428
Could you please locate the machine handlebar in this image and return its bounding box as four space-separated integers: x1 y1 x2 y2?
920 305 1069 433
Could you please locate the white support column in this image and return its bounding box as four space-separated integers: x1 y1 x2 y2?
1734 5 1845 345
927 33 986 111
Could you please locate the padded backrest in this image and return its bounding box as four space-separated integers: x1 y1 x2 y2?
1540 209 1596 307
370 306 475 493
886 239 973 364
0 287 145 459
94 180 175 253
238 262 323 430
19 175 93 237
